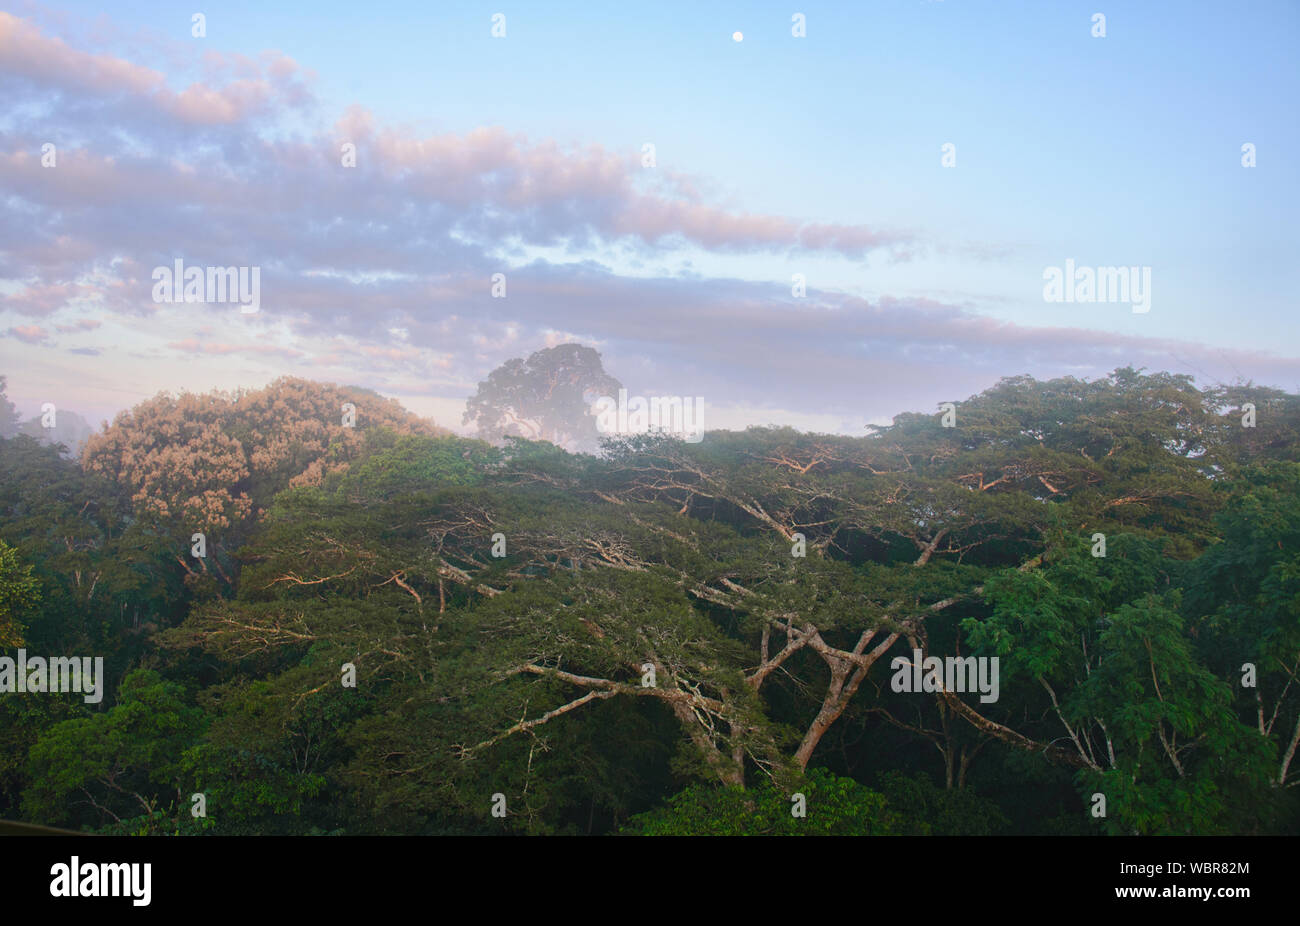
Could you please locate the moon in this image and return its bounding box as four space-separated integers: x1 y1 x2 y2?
732 31 743 42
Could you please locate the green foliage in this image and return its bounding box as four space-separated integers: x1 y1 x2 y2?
4 368 1298 835
876 770 1010 835
22 670 206 828
340 433 494 499
624 768 902 835
0 539 39 646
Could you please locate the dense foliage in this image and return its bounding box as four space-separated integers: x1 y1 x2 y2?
1 369 1297 835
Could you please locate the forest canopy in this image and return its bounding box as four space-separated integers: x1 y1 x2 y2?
1 367 1297 836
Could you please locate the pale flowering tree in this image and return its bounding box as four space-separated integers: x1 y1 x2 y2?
83 377 441 585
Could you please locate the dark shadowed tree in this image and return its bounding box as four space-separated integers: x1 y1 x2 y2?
0 539 38 647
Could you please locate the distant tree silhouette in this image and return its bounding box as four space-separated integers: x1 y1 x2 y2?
0 376 21 439
463 344 622 452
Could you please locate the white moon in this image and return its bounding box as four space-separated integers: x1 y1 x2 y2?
732 31 743 42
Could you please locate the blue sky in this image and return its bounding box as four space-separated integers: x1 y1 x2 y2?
1 0 1297 432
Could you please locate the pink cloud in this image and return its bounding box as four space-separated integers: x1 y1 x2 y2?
331 112 908 256
0 12 310 125
168 339 303 359
55 318 102 333
360 345 420 362
7 324 49 343
0 281 99 316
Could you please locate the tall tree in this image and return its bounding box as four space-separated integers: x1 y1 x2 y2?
82 377 439 589
463 344 622 452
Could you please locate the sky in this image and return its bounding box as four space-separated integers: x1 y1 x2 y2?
1 0 1297 435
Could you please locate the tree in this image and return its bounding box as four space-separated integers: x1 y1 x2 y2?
13 368 1295 835
623 768 902 835
19 408 93 458
1184 462 1300 820
22 670 206 830
463 344 622 452
970 534 1271 833
0 539 39 647
82 377 440 588
0 434 168 822
0 375 21 438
